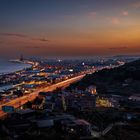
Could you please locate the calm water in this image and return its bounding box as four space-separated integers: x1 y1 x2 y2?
0 59 31 74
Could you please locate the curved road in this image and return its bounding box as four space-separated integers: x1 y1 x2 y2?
0 74 85 118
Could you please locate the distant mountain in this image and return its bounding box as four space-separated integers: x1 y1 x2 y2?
113 54 140 58
68 59 140 96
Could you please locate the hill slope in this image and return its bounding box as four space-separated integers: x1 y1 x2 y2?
68 59 140 96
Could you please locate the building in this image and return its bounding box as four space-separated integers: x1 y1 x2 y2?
86 85 97 95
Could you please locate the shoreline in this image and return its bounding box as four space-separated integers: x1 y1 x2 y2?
0 59 33 76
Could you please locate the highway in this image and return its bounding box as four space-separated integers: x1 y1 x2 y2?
0 74 85 118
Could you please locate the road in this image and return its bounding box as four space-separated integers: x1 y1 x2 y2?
0 74 85 118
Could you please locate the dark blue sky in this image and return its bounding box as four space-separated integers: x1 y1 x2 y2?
0 0 140 58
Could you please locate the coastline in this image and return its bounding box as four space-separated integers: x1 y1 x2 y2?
0 59 32 76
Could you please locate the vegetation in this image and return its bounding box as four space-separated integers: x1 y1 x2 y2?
67 59 140 96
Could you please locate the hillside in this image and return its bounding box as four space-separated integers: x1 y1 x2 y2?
68 59 140 96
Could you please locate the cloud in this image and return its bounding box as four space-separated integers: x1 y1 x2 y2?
32 38 49 42
24 46 40 49
0 33 28 38
122 11 128 16
106 10 129 25
132 1 140 8
109 46 128 50
88 11 97 18
0 32 49 42
107 17 120 25
111 17 120 24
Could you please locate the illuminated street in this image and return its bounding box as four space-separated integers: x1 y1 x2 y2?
0 74 85 118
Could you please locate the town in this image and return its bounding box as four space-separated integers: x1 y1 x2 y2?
0 57 124 106
0 57 140 140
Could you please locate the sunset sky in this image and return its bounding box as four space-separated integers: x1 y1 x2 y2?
0 0 140 58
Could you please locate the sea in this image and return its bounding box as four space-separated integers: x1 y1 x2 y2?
0 59 31 75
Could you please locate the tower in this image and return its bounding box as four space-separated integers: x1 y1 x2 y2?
20 54 23 61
